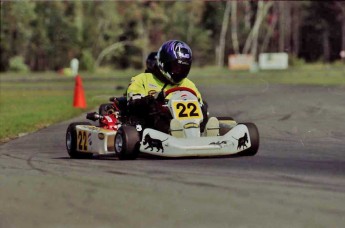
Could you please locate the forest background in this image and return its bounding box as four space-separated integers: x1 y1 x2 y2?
1 0 345 73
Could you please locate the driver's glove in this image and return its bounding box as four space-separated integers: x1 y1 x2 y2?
128 95 155 116
154 91 165 103
86 112 101 121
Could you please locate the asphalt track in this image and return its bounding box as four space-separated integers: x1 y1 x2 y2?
1 84 344 228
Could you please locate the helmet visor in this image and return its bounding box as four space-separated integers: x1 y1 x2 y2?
167 60 191 83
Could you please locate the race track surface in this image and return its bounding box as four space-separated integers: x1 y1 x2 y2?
1 84 344 228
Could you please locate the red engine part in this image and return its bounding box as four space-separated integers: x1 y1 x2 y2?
100 113 119 131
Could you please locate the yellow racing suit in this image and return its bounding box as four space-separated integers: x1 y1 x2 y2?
126 72 205 133
126 73 203 103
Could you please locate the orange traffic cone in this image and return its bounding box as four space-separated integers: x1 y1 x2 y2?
73 75 87 108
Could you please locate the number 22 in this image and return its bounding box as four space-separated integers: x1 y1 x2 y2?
176 103 199 118
77 131 88 151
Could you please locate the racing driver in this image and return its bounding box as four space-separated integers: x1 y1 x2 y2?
145 51 157 73
126 40 206 133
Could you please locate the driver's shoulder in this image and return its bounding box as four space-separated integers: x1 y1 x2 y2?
132 72 152 79
131 72 154 83
180 78 196 87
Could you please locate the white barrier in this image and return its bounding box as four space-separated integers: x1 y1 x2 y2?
259 53 288 70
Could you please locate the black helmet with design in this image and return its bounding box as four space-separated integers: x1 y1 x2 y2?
157 40 192 84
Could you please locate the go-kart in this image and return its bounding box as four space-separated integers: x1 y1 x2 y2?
66 87 259 159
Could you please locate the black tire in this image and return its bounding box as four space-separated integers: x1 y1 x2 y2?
239 123 259 156
114 125 140 160
66 122 93 159
217 117 235 136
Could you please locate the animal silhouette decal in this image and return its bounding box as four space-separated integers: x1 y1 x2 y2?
233 133 248 150
143 134 168 153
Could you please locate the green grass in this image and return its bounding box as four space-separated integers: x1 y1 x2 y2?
0 76 128 143
188 64 345 86
0 64 344 143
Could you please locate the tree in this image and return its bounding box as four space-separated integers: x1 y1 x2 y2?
299 1 342 62
260 2 279 53
161 1 211 66
217 1 231 67
0 1 36 71
336 2 345 53
242 1 273 61
291 1 302 57
82 2 123 67
1 1 345 72
231 1 240 54
199 2 225 65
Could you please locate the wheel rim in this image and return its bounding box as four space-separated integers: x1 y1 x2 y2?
115 133 123 153
66 131 72 151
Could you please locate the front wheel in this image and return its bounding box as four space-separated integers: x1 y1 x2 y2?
114 125 140 160
66 122 93 159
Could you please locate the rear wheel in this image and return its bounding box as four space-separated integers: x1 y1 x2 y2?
115 125 140 160
239 123 259 156
66 122 93 159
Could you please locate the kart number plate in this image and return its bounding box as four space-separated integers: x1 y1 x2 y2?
172 100 202 120
77 130 88 152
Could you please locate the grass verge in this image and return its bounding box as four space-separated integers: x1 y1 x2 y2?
0 78 127 143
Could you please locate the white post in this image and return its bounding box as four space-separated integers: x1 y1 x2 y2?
71 58 79 77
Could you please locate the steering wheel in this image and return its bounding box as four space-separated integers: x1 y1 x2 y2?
164 87 198 97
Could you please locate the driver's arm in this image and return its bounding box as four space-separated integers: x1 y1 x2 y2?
126 73 155 115
126 73 147 100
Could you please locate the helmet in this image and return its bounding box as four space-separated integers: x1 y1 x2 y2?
146 52 157 72
157 40 192 84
